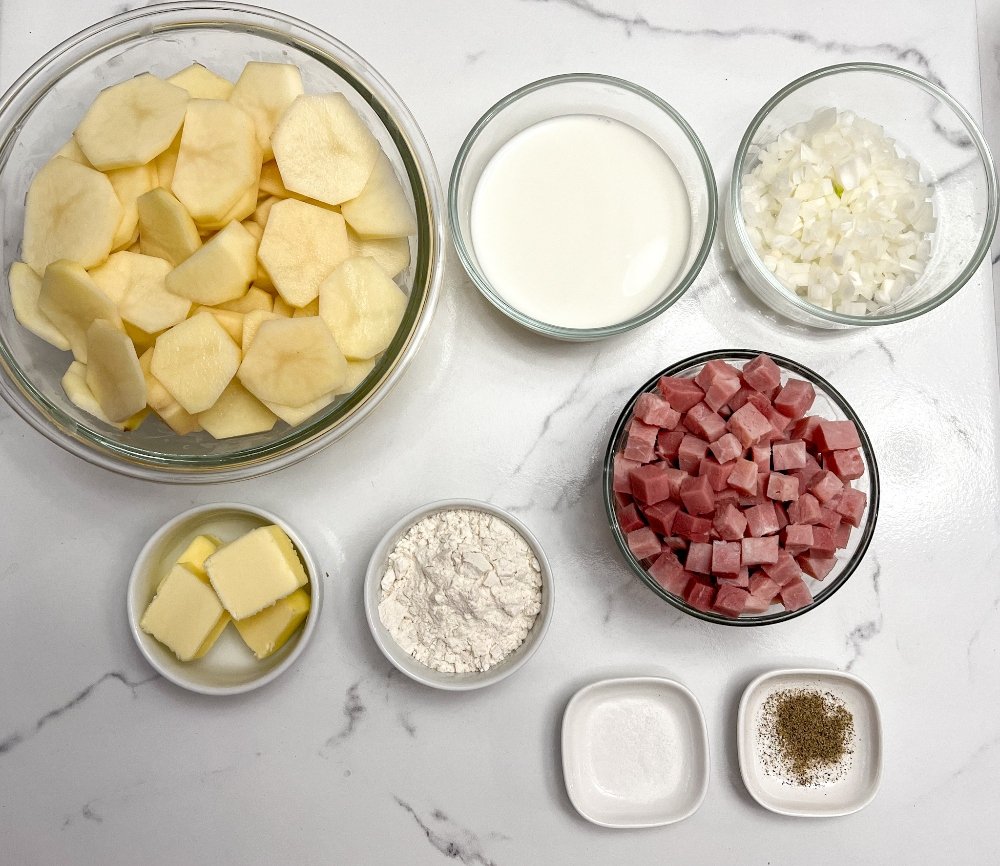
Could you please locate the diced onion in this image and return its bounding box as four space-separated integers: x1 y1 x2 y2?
742 108 934 315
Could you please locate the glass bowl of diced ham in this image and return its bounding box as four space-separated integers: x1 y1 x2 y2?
603 350 879 625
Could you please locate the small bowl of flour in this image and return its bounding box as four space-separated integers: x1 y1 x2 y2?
364 499 554 690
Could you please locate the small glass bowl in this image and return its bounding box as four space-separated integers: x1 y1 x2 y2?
602 350 880 626
0 2 445 482
449 73 717 341
725 62 998 328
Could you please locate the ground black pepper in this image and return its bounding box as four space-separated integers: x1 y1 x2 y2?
758 688 854 786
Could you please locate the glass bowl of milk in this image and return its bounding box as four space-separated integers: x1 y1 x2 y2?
449 73 717 340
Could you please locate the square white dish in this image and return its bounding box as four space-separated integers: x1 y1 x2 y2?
561 676 709 828
738 668 882 817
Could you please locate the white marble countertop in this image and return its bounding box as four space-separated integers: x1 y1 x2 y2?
2 1 999 863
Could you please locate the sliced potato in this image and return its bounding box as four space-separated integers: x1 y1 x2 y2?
271 295 294 317
37 260 121 362
154 132 182 191
55 138 93 167
62 360 124 429
171 99 260 222
23 157 123 275
258 161 289 198
341 151 416 239
75 74 188 170
139 348 200 434
123 320 158 355
165 220 256 305
197 379 276 439
107 161 158 251
263 390 336 426
151 311 241 414
347 229 410 280
271 93 380 206
167 63 234 99
252 194 281 228
195 306 244 346
257 199 350 307
336 357 378 395
229 62 303 162
292 298 320 318
241 309 279 350
319 256 407 360
118 253 190 334
136 187 202 266
85 319 146 422
238 316 347 407
195 177 260 232
88 251 134 305
217 286 272 314
9 261 70 350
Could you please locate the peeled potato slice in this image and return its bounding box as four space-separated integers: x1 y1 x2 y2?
139 348 200 434
197 379 276 439
336 357 378 395
171 99 260 222
257 199 350 307
107 161 158 251
154 132 182 192
167 63 234 99
151 311 241 414
195 306 244 346
22 157 123 275
340 151 417 239
195 178 260 232
118 253 190 334
271 296 294 318
74 74 188 170
136 187 202 266
165 220 256 306
271 93 380 206
9 261 70 351
258 161 289 198
319 256 407 360
229 62 303 162
87 251 133 306
218 286 272 315
62 360 124 429
238 316 347 407
37 260 121 362
85 319 146 422
262 390 337 426
347 229 410 280
55 138 93 167
253 194 282 228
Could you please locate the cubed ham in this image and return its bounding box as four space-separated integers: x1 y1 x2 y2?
623 419 658 463
699 457 734 492
824 448 865 481
663 536 688 552
742 594 773 614
673 512 712 543
645 501 679 537
712 540 741 575
634 392 682 429
790 414 827 443
747 391 792 436
728 402 773 448
684 579 715 612
694 359 741 390
773 379 816 418
782 524 814 554
761 550 801 586
630 462 675 505
727 458 758 496
814 419 862 451
787 493 822 525
779 578 813 611
626 527 661 560
618 503 645 533
742 353 782 393
705 375 742 412
656 429 684 460
613 490 633 510
685 542 713 574
771 440 807 471
712 585 750 618
684 402 727 443
835 487 867 527
680 474 715 515
751 444 771 471
648 551 688 594
714 489 740 509
798 554 837 580
658 376 705 412
810 526 836 555
809 470 845 504
718 567 750 588
774 502 789 531
833 522 852 549
766 472 800 502
613 455 640 494
713 503 747 541
709 432 743 465
742 535 779 565
745 502 780 537
749 573 781 600
817 507 842 530
728 386 752 412
678 434 710 473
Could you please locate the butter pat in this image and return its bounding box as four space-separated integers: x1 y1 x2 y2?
140 563 231 661
175 534 220 580
234 588 311 659
206 524 308 619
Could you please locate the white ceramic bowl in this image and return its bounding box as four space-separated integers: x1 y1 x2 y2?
127 502 321 695
363 499 554 690
737 668 883 817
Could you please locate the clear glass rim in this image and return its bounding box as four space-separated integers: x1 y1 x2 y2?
602 349 881 627
0 1 446 482
729 61 1000 327
448 72 719 341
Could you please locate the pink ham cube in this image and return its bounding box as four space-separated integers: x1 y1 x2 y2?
658 376 705 412
751 444 771 471
749 573 780 601
714 489 740 509
773 379 816 418
623 419 658 463
684 579 715 612
833 522 852 549
613 455 640 494
798 554 837 580
810 526 836 555
766 472 800 502
824 448 865 481
712 584 750 618
728 386 752 412
835 487 867 527
742 354 782 393
727 458 758 496
728 402 773 448
713 503 747 541
673 512 712 543
712 540 742 575
614 491 632 509
790 415 827 443
779 579 813 611
680 474 715 515
809 470 845 504
656 429 684 460
684 402 728 443
771 440 807 470
742 594 772 614
648 551 688 595
634 392 682 429
705 375 742 412
814 420 862 451
630 462 675 505
617 503 645 533
645 501 679 537
694 359 741 390
774 501 789 530
742 535 780 565
699 457 734 492
709 432 744 465
718 567 750 588
745 502 780 537
817 507 842 530
747 392 792 436
761 550 801 586
685 541 713 574
627 527 661 560
782 524 814 555
787 493 822 525
678 434 710 473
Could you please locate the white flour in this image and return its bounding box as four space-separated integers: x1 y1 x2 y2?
378 509 543 673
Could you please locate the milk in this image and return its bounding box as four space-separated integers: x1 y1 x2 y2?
470 114 691 330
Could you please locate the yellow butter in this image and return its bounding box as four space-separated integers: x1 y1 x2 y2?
140 563 230 662
234 588 310 659
205 524 308 620
175 534 221 580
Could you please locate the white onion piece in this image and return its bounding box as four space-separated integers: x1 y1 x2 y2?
742 108 934 315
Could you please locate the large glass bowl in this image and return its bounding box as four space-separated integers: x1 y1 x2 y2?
603 350 880 626
449 73 717 341
725 63 998 328
0 2 445 482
